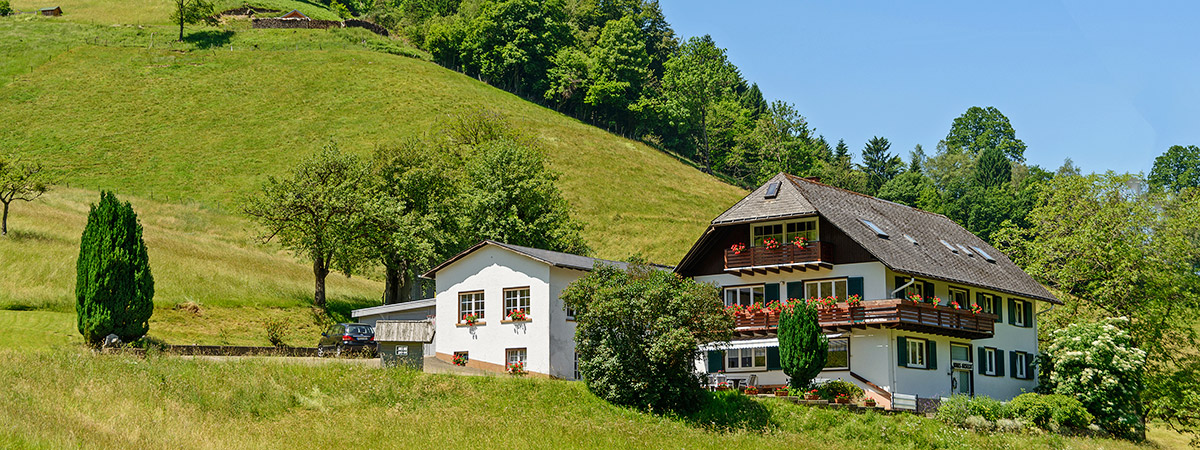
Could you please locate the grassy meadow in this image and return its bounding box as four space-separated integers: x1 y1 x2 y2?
0 349 1150 450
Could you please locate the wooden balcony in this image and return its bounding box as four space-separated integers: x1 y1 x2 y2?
724 241 833 275
731 299 999 339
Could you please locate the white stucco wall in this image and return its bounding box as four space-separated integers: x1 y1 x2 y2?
548 266 584 380
434 246 553 375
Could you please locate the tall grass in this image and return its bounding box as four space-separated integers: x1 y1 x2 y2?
0 350 1146 449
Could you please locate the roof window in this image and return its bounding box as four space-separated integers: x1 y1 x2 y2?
971 246 996 262
956 244 974 257
939 239 958 253
903 234 918 245
764 181 781 199
860 219 888 238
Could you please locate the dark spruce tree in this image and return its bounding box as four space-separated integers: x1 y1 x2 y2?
75 191 154 347
778 303 827 389
860 136 903 195
972 146 1012 188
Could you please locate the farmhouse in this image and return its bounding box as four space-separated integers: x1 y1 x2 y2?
421 240 662 378
676 173 1057 408
39 6 62 16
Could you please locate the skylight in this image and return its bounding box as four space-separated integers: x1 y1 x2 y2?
939 239 958 253
860 219 888 238
764 181 781 199
971 246 996 262
903 234 918 245
956 244 974 257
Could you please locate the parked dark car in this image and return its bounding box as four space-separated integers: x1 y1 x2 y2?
316 323 377 357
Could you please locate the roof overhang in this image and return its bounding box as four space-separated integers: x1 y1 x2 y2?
351 298 436 318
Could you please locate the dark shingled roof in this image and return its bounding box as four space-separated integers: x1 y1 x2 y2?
680 173 1058 304
422 240 669 279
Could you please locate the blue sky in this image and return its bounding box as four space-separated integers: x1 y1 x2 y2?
658 1 1199 174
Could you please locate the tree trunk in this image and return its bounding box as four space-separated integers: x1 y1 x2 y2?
382 260 411 305
313 255 330 308
1 201 8 236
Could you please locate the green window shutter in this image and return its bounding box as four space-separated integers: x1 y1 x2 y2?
897 336 908 366
995 350 1005 377
1010 351 1020 378
765 283 780 302
927 340 937 370
1007 298 1017 324
1023 302 1034 328
976 293 984 308
848 277 864 299
924 282 935 300
707 350 724 373
994 295 1002 317
893 276 905 299
1025 353 1036 380
767 347 781 370
978 347 987 375
786 282 805 301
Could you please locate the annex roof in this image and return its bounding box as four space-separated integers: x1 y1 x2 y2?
351 298 436 318
278 9 310 19
421 240 668 279
679 173 1058 304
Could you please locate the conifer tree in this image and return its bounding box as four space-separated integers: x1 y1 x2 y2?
75 191 154 347
779 303 827 389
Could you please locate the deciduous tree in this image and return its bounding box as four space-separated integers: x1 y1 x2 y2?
75 191 154 347
169 0 215 41
942 106 1027 162
1148 144 1200 193
0 155 52 236
661 35 739 173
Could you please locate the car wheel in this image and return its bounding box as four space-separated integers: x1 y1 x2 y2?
316 346 325 358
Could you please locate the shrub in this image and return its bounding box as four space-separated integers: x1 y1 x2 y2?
75 191 155 347
815 379 863 402
264 318 287 347
0 0 11 16
1009 393 1093 431
935 395 973 425
778 302 826 389
1041 318 1145 440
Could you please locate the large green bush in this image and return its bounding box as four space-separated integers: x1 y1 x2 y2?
75 191 154 347
815 379 863 401
561 262 733 413
1009 393 1093 431
0 0 12 16
778 302 827 389
1041 318 1145 440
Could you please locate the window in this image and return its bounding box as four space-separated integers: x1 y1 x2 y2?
454 351 469 364
565 306 577 320
504 287 531 319
724 285 764 307
903 234 918 245
786 219 818 242
752 223 784 247
1013 300 1027 327
939 239 958 253
971 246 996 262
1014 352 1027 379
458 291 485 323
860 218 888 237
900 279 925 299
978 294 999 315
805 278 847 301
984 348 997 375
950 344 971 362
949 287 968 307
826 338 849 369
573 352 581 381
506 348 527 367
907 338 927 369
764 181 781 198
726 348 767 369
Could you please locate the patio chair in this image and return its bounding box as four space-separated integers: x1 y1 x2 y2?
747 374 758 388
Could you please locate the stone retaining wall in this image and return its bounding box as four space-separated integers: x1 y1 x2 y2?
251 18 345 30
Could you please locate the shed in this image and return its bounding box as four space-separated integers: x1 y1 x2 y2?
375 320 435 370
278 9 310 20
39 7 62 16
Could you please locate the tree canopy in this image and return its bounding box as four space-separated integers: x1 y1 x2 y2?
942 106 1027 162
1148 144 1200 193
0 154 52 236
75 191 154 347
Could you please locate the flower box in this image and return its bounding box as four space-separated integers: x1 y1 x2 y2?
774 390 790 397
864 399 877 407
835 398 850 404
803 394 820 400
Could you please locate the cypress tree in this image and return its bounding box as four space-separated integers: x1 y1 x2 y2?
778 303 828 389
75 191 154 347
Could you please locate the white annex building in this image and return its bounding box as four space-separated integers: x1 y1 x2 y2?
420 240 652 379
676 173 1058 409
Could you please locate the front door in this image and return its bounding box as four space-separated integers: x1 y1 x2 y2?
950 343 973 396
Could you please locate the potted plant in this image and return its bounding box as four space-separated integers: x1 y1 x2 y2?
730 243 746 255
970 303 983 314
744 386 759 395
948 300 962 310
864 398 877 407
762 237 780 250
508 309 529 321
792 236 810 249
803 389 820 400
846 294 862 307
716 381 730 391
452 353 468 366
834 393 850 404
506 361 527 376
461 313 480 326
774 387 789 397
906 294 923 304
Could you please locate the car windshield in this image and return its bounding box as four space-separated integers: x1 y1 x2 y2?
346 325 372 335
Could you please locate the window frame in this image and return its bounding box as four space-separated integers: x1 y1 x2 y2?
723 284 765 307
984 347 998 376
906 338 928 369
503 286 531 319
1014 351 1027 379
725 347 768 371
804 277 848 302
752 217 819 247
1013 300 1027 327
978 293 999 315
825 337 850 370
900 279 925 299
506 348 527 367
573 351 581 381
948 286 969 307
458 290 485 324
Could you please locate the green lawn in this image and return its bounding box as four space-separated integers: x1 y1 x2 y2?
0 349 1151 450
7 0 342 25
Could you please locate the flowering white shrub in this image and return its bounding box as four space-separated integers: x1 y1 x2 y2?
1042 317 1145 440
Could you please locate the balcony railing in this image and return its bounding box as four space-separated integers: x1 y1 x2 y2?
724 241 833 273
730 299 999 339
